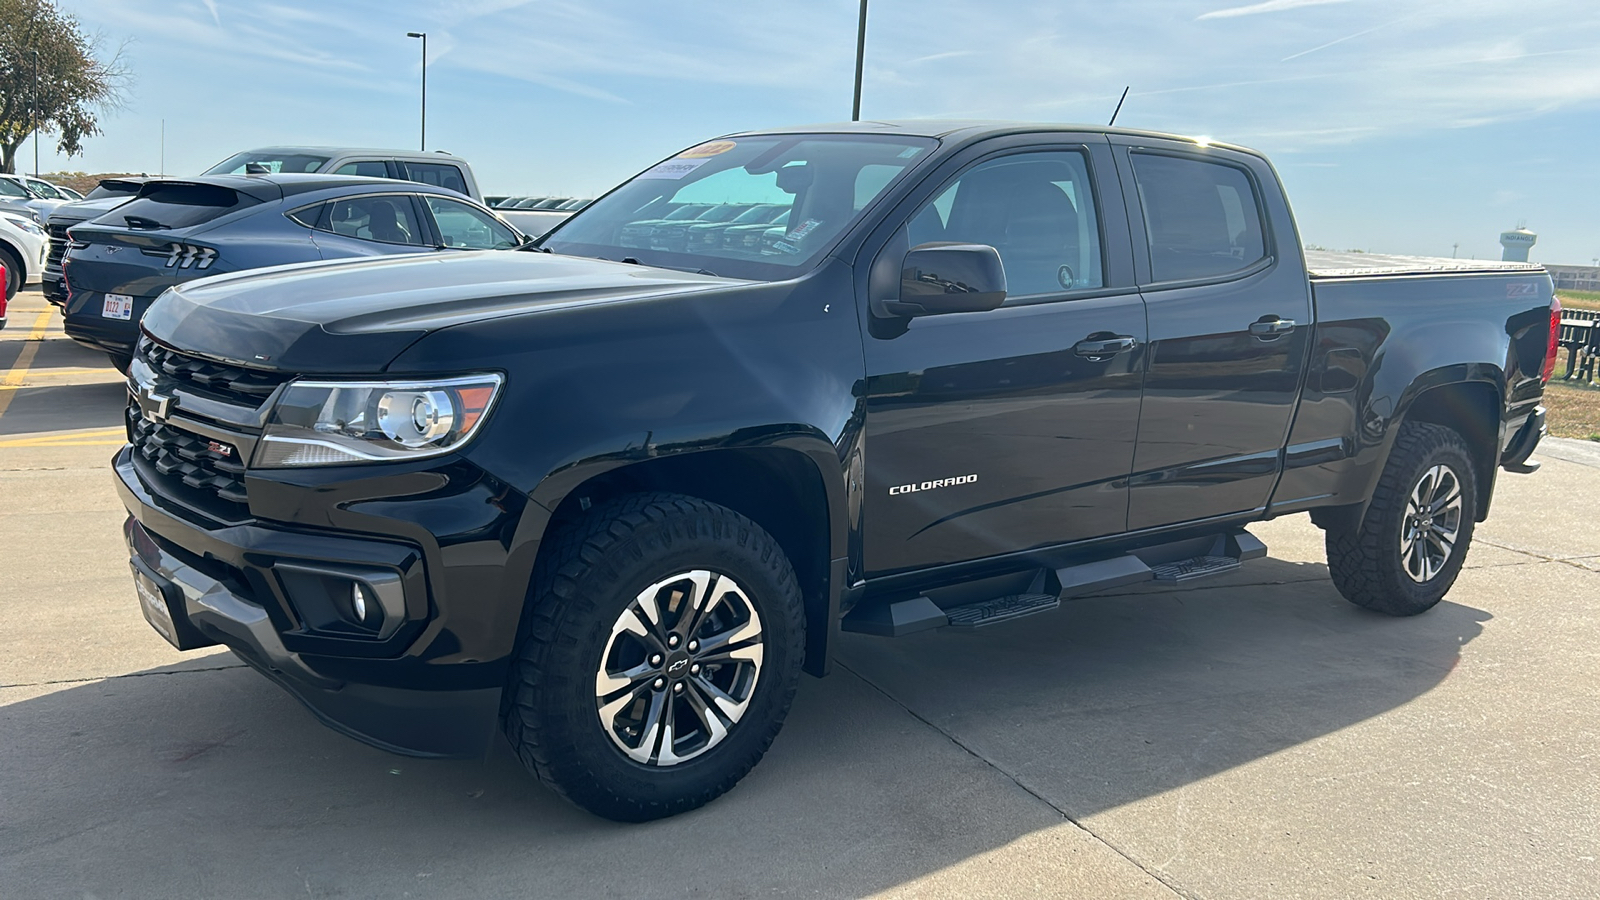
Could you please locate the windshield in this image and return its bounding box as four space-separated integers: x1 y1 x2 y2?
540 133 937 280
203 150 331 175
0 178 29 199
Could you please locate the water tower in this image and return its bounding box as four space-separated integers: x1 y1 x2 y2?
1500 225 1537 262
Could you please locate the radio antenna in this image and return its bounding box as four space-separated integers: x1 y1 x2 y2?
1108 86 1130 127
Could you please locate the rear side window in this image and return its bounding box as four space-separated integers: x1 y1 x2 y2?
112 183 261 230
0 179 30 198
335 161 390 178
401 162 468 196
313 194 426 246
1131 153 1267 283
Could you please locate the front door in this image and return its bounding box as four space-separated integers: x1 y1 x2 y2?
1110 138 1314 530
861 139 1146 578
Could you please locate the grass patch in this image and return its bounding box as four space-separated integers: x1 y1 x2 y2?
1557 289 1600 311
1543 379 1600 440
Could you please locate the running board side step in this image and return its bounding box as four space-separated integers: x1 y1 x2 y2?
840 528 1267 636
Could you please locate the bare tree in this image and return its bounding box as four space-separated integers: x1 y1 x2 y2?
0 0 128 175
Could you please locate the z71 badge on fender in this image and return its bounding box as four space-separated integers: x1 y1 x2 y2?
888 474 978 496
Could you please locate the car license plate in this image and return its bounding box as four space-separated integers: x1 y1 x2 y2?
132 564 181 648
102 293 134 320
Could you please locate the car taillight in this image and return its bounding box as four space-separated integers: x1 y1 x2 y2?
164 242 217 270
1542 296 1561 383
0 260 9 319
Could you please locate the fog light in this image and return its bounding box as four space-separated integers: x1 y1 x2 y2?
351 583 374 624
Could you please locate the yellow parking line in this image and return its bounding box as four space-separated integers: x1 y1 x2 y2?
0 307 56 419
0 438 125 448
0 427 126 447
12 367 117 378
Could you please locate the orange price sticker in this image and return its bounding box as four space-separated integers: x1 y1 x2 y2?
677 141 737 159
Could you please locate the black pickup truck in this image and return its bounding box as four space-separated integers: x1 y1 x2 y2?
116 122 1557 821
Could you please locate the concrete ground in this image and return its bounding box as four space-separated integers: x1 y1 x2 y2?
3 285 1597 899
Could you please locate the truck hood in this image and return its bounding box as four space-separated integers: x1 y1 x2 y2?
141 250 743 373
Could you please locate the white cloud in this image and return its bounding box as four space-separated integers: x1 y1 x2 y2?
1198 0 1352 20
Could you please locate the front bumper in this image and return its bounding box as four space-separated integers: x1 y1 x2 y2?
115 447 509 758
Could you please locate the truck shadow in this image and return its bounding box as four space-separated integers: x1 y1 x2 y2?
1 558 1483 898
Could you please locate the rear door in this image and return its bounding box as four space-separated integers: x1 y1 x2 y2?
1110 137 1313 530
860 135 1146 578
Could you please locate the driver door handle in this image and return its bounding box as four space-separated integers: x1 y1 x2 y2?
1249 316 1297 338
1074 335 1138 358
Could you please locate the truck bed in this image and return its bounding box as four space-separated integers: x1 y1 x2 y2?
1305 251 1544 281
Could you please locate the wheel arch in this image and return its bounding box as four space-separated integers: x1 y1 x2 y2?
1395 373 1503 521
0 238 25 296
510 440 848 678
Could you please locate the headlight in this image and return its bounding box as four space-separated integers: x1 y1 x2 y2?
2 213 44 236
253 374 503 468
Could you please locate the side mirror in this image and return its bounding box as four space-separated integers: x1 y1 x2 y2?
879 242 1007 318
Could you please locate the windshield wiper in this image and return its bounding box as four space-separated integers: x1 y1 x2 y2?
123 215 170 230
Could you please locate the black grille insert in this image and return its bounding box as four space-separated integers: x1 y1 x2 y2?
138 338 288 408
128 404 250 519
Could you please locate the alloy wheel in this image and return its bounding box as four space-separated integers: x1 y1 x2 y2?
595 570 765 766
1400 463 1464 583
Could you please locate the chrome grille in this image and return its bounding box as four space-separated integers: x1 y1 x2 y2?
46 223 70 270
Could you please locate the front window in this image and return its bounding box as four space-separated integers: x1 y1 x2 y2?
540 134 938 281
203 150 331 175
424 196 521 250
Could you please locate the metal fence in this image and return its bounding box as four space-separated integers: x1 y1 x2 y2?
1558 307 1600 381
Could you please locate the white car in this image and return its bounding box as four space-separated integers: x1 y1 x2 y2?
1 205 49 304
0 174 69 221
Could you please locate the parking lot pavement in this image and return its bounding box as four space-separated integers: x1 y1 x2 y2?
3 299 1597 898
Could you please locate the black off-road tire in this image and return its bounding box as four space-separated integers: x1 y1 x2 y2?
502 492 805 822
1325 421 1478 616
1 245 22 301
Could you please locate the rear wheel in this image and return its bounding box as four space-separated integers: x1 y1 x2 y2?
108 353 132 375
502 492 805 821
1325 421 1477 616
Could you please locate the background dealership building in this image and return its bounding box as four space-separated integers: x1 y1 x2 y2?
1546 264 1600 292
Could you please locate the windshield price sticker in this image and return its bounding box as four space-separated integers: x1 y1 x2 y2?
102 293 134 320
678 141 737 159
637 159 709 180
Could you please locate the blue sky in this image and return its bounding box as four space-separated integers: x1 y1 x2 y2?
32 0 1600 264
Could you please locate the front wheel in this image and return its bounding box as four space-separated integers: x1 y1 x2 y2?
1325 421 1478 616
502 492 805 821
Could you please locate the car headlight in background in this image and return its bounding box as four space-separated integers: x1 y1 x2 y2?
253 374 504 468
2 213 45 237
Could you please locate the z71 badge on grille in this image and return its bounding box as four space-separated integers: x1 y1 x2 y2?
206 441 235 458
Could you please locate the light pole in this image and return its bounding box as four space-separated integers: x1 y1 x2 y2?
31 49 40 178
406 32 426 151
851 0 867 121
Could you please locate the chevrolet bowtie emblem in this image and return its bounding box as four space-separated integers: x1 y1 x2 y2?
135 385 176 423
